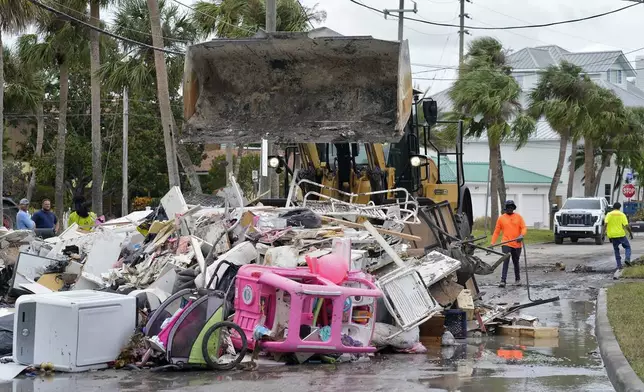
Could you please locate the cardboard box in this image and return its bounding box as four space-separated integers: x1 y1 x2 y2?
420 315 446 337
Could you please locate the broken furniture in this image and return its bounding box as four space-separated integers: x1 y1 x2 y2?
375 267 441 338
289 179 420 225
232 264 382 354
364 221 441 338
13 290 136 372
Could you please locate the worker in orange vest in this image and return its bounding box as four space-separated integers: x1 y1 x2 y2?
491 200 527 288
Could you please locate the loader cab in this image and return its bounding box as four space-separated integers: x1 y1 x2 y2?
388 94 473 229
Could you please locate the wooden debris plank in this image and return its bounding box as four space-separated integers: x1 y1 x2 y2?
498 325 559 339
320 216 421 242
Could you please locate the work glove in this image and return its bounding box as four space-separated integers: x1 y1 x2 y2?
516 235 524 243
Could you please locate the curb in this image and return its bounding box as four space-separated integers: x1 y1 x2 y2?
595 288 644 392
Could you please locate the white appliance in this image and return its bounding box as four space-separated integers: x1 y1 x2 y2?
13 290 136 372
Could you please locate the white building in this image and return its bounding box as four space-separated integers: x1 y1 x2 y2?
430 45 644 223
439 158 552 228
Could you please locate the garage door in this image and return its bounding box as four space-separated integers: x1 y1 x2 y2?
522 194 545 228
472 194 487 219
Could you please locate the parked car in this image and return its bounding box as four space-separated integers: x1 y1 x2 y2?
553 197 608 245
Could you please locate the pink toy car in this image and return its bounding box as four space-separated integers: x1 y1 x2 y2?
232 264 382 354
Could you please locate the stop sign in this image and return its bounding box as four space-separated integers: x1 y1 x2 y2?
623 183 636 198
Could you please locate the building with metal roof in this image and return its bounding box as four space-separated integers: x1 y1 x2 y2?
426 44 643 205
438 158 553 227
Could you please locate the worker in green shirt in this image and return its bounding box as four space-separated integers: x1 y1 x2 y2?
68 196 97 230
604 202 633 270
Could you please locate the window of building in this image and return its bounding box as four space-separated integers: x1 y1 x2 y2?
616 70 623 83
607 71 611 82
605 184 611 196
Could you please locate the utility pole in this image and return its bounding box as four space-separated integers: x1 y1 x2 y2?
264 0 278 197
458 0 470 73
384 1 417 42
225 143 233 185
397 0 404 41
122 87 129 217
266 0 277 32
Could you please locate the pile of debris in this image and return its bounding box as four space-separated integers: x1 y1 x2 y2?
0 176 558 375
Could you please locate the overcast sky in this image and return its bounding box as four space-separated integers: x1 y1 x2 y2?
299 0 644 95
10 0 644 97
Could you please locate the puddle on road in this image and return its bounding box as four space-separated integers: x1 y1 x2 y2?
0 275 615 392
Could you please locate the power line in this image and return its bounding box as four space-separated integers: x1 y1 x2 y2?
471 1 633 52
47 0 194 43
168 0 256 35
348 0 641 30
27 0 185 56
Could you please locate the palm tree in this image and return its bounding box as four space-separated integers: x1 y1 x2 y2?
528 61 594 228
0 0 35 206
89 0 112 215
606 107 644 201
4 36 46 201
567 137 581 198
21 8 87 221
100 0 202 193
583 85 627 197
192 0 325 38
146 0 181 189
191 0 326 189
449 37 535 226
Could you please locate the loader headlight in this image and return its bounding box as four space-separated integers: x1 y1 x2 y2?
409 155 429 168
268 156 281 169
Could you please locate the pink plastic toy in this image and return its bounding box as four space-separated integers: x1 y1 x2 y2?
305 254 348 284
232 264 382 354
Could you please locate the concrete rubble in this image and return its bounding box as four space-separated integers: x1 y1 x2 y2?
0 176 558 377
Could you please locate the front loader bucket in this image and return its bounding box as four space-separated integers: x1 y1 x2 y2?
182 27 412 144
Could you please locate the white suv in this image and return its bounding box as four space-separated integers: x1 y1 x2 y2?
554 197 608 245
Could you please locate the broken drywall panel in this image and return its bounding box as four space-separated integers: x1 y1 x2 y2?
103 210 152 226
11 253 59 290
84 230 125 278
429 279 464 307
73 275 102 291
0 363 28 381
20 282 53 295
414 251 462 287
264 246 299 268
66 261 83 276
148 265 177 299
161 186 189 220
199 221 230 255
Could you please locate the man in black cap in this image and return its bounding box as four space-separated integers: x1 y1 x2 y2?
491 200 527 288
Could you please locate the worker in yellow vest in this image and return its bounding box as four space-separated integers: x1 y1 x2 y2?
604 202 633 270
68 195 97 231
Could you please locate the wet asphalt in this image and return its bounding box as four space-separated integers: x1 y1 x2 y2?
4 237 639 392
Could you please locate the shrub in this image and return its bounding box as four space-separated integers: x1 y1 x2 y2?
131 197 153 211
633 208 644 222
